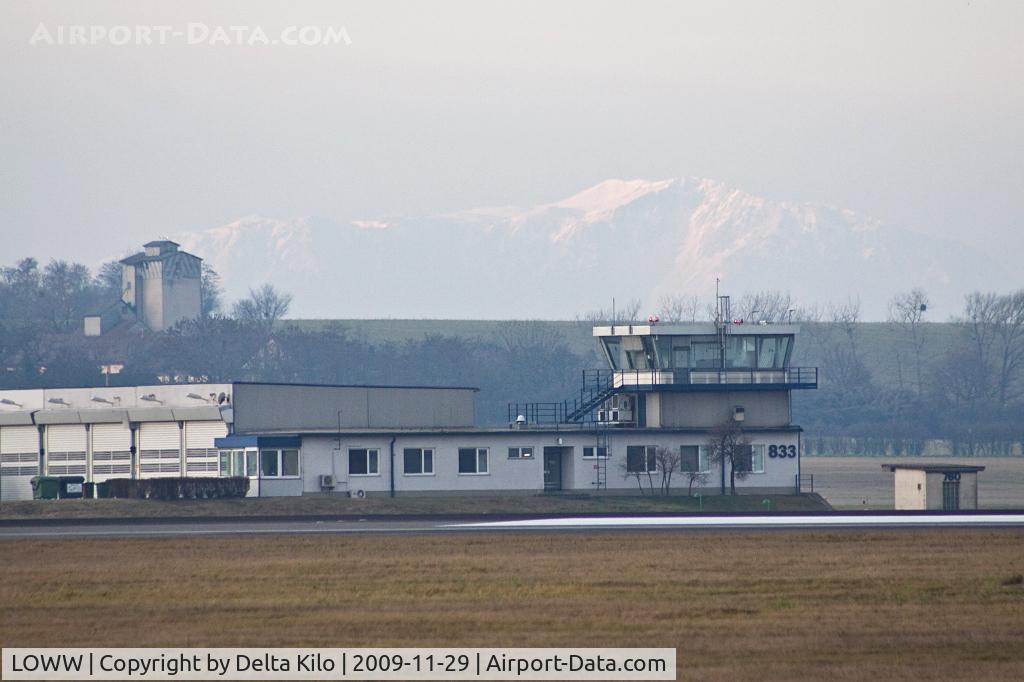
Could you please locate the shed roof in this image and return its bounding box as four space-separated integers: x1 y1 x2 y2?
883 463 986 473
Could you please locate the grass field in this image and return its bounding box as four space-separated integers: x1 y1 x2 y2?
0 493 828 520
2 530 1023 680
804 456 1024 509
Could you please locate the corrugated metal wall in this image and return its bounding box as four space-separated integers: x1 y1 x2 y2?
0 425 40 501
45 424 88 476
138 422 181 478
91 423 132 482
184 421 227 476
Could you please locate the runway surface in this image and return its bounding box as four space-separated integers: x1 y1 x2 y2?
2 513 1024 538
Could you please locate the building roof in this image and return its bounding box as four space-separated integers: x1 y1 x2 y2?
883 463 986 473
143 239 179 248
119 245 200 265
233 424 804 437
233 381 479 392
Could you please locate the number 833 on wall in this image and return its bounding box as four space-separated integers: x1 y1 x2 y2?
768 445 797 458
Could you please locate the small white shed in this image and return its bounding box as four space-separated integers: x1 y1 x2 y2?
883 463 985 511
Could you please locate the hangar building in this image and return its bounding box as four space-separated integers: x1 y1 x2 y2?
0 317 817 500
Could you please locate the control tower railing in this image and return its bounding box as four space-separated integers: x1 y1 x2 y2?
507 367 817 426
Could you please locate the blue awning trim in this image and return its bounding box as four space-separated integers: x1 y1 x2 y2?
214 435 302 449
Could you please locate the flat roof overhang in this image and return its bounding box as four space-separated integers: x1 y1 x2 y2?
593 323 801 337
215 435 302 449
883 464 986 473
229 425 804 438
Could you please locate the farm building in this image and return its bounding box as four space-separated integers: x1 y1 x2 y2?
0 314 817 500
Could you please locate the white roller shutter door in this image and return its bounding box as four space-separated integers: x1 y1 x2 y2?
91 423 133 482
138 422 181 478
184 421 227 476
1 425 40 502
46 424 87 475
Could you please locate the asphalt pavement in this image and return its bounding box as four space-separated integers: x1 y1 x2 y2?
2 512 1024 538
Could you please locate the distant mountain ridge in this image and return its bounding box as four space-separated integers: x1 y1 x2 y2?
175 177 1010 320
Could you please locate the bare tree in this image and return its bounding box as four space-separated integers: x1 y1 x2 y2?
684 469 708 496
232 284 292 329
705 415 752 495
494 320 563 355
888 288 930 397
654 446 681 495
733 290 794 323
577 298 644 325
619 457 651 494
200 263 224 318
95 260 123 297
955 290 1024 409
657 294 702 323
992 290 1024 408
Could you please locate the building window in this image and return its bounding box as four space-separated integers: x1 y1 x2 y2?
403 448 434 475
260 450 278 477
507 446 534 460
734 444 765 474
626 445 657 473
679 445 710 473
281 449 299 477
220 449 257 477
459 447 489 474
349 448 380 476
259 448 301 478
582 446 608 459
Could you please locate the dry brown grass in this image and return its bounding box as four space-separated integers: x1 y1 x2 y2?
2 530 1024 681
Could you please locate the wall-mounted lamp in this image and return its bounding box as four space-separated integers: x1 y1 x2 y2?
187 392 213 403
140 394 164 404
47 397 70 407
1 398 23 408
91 396 115 406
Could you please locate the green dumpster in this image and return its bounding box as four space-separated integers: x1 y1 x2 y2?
96 481 110 498
58 476 85 499
31 476 61 500
83 482 95 499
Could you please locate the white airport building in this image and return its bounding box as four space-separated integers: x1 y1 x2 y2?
0 316 817 501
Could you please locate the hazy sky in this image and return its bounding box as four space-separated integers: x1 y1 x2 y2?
2 1 1022 279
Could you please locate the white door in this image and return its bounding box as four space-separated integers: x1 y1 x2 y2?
138 422 181 478
184 421 228 477
46 424 88 476
0 425 40 501
91 422 132 483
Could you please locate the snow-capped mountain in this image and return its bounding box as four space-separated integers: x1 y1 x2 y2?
176 178 1010 320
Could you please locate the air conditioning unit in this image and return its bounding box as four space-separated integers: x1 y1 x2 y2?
350 489 366 499
319 474 335 489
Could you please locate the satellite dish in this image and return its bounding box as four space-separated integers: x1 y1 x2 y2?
217 392 227 405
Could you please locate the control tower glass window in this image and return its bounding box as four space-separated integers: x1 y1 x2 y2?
601 337 622 369
725 336 757 368
692 342 721 368
671 340 690 369
757 336 792 369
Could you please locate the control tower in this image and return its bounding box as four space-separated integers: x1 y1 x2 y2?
509 296 817 493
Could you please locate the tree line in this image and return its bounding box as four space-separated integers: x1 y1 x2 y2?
2 255 1022 453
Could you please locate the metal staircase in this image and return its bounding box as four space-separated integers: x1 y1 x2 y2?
565 370 618 422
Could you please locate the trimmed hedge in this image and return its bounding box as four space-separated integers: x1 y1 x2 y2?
104 477 250 501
